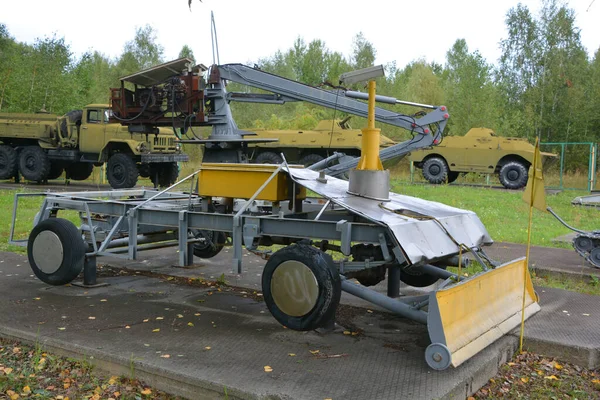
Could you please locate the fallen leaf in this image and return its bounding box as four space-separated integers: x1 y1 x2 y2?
288 353 296 357
58 327 66 331
264 366 273 372
6 390 19 400
194 313 201 316
544 375 559 380
592 379 600 384
143 319 149 323
88 316 96 320
100 299 107 302
205 346 211 350
343 331 351 335
467 397 475 400
125 325 131 329
366 310 373 313
140 388 152 395
521 377 529 383
156 317 164 320
177 314 183 318
34 297 41 300
12 347 20 353
22 386 31 394
64 382 71 389
152 328 160 332
188 322 194 327
108 376 118 385
554 362 563 370
351 332 359 336
309 350 320 354
160 354 170 358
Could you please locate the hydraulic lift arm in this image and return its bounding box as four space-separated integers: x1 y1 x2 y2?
210 64 449 175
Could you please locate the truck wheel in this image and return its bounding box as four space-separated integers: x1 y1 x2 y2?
499 161 528 189
46 162 64 180
107 153 138 189
254 152 283 164
66 162 94 181
262 244 341 331
19 146 51 182
0 145 18 180
192 230 227 258
400 266 446 287
27 218 86 286
447 171 460 184
422 157 449 184
299 153 324 167
150 162 179 187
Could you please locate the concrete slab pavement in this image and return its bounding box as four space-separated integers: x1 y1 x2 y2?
0 251 516 400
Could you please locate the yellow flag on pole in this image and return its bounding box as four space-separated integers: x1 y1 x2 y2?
522 138 547 213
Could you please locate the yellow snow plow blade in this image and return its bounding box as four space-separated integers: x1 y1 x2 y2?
427 257 540 369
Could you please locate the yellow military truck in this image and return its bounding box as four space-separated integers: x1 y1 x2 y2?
247 117 396 166
0 105 188 188
408 127 556 189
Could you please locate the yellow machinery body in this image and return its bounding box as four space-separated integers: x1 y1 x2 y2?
197 163 306 202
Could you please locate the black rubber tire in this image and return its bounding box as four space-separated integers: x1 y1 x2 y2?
66 162 94 181
0 145 18 180
106 153 138 189
192 230 227 258
254 152 283 164
422 157 449 184
27 218 86 286
499 161 529 189
19 146 51 182
60 110 83 138
150 162 179 187
400 266 446 288
447 171 460 184
299 153 324 167
138 163 151 178
262 244 341 331
46 162 65 180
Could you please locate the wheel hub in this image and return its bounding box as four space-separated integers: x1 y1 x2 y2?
32 231 64 274
574 236 593 252
590 248 600 268
507 169 519 181
271 260 319 317
429 165 441 175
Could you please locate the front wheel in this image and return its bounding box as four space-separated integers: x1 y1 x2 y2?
422 157 449 184
107 153 138 189
499 161 528 189
27 218 86 285
262 244 341 331
149 162 179 187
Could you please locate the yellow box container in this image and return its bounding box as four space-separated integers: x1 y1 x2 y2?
197 163 306 201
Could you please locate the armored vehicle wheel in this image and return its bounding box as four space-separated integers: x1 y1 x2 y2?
254 152 283 164
150 162 179 187
499 161 528 189
574 235 594 253
0 145 18 180
590 248 600 268
46 162 64 180
107 153 138 189
299 153 324 167
400 265 445 287
27 218 86 285
422 157 449 184
447 171 460 184
192 229 227 258
19 146 51 182
65 162 94 181
262 244 341 331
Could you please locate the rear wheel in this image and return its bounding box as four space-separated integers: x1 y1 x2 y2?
19 146 50 182
150 162 179 187
0 145 18 180
254 152 283 164
299 153 324 167
66 162 94 181
422 157 449 184
499 161 528 189
46 162 65 180
107 153 138 188
262 244 341 331
27 218 86 285
447 171 460 184
192 230 227 258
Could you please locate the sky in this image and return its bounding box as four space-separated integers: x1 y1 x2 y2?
2 0 599 70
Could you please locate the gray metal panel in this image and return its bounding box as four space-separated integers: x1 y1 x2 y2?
119 58 199 86
287 168 492 265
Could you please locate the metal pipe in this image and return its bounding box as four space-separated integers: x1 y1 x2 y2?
420 264 465 281
341 278 428 324
344 91 436 109
104 232 178 249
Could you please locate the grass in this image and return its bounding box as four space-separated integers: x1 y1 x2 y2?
0 337 181 400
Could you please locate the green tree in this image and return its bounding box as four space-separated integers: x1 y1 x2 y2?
178 45 195 63
352 32 376 69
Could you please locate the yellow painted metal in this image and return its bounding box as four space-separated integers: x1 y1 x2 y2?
430 257 540 367
271 260 319 317
356 81 384 171
197 163 307 202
